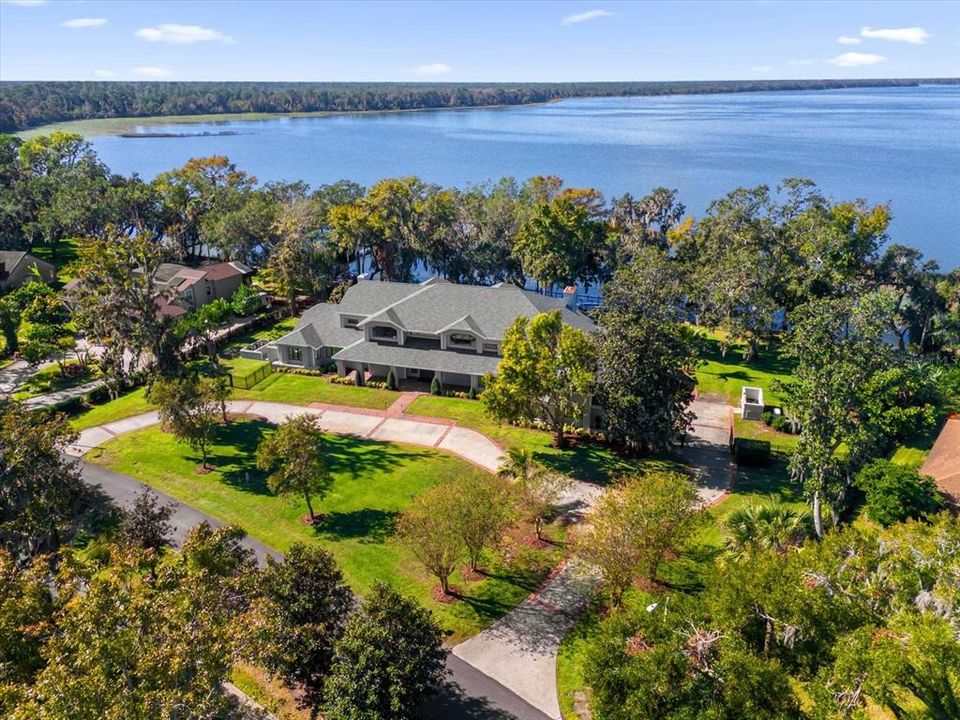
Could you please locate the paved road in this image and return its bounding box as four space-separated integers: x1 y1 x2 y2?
77 458 281 564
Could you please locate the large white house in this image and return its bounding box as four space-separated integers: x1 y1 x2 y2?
244 276 596 393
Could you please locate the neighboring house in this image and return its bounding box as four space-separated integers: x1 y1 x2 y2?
0 251 57 291
153 261 255 317
247 275 596 382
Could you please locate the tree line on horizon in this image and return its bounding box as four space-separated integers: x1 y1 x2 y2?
1 77 957 132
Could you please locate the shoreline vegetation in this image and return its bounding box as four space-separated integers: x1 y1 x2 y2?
3 77 958 137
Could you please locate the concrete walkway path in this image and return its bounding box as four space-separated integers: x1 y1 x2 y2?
22 379 106 410
453 397 734 719
66 399 505 473
679 394 735 506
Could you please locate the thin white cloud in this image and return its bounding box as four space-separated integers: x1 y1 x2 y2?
135 23 232 45
1 1 48 6
837 36 861 45
132 66 172 78
826 52 885 67
860 26 932 44
62 18 108 28
560 9 613 26
788 59 816 66
751 65 773 74
415 63 452 75
93 69 116 78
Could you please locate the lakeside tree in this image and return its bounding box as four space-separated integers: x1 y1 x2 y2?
266 195 332 314
178 297 231 360
775 292 938 537
512 188 607 288
252 543 353 716
482 311 595 449
0 402 93 560
577 472 700 606
397 482 463 597
147 374 221 469
323 582 446 720
595 248 699 454
255 414 334 524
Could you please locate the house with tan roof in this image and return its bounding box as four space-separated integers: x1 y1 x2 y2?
245 277 599 423
153 261 254 317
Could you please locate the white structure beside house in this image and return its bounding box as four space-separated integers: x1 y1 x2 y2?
740 386 765 420
244 277 599 422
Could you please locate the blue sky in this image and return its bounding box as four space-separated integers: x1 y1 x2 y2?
1 0 958 82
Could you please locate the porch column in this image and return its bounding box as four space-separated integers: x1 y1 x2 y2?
336 360 346 377
470 375 478 390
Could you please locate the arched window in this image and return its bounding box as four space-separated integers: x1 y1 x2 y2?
449 333 475 347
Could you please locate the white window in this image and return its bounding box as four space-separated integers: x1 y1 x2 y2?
345 318 358 328
372 326 398 340
483 343 499 354
288 347 302 362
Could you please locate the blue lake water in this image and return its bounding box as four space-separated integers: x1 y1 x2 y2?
89 85 960 268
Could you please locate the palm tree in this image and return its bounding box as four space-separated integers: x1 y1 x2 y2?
497 447 537 482
723 496 811 560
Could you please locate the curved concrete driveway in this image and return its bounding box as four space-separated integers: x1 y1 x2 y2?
66 399 505 472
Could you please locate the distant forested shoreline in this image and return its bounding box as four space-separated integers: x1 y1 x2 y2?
1 77 957 133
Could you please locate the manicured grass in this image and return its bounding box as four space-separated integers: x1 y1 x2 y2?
87 420 564 641
69 387 152 431
231 661 309 720
407 395 677 484
733 414 800 458
694 332 795 407
14 361 98 400
231 372 397 410
30 238 83 283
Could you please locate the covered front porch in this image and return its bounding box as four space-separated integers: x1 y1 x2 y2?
335 360 482 392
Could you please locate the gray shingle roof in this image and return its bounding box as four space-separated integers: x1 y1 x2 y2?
338 278 595 339
333 339 502 377
275 303 362 349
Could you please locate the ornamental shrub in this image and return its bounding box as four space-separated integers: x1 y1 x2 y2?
854 459 944 526
386 369 397 391
430 376 441 395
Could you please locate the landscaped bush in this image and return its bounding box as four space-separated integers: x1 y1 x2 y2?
854 459 944 526
770 415 788 432
760 411 774 426
329 374 357 385
467 386 477 400
386 370 397 391
430 377 441 395
85 384 110 404
734 438 771 465
274 366 326 377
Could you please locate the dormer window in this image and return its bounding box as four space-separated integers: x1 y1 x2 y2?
345 318 358 328
449 333 476 347
372 326 398 340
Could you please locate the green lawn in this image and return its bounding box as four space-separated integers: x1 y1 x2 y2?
86 420 565 641
407 395 677 484
733 414 800 458
30 238 83 284
231 371 397 410
69 387 152 431
694 332 795 407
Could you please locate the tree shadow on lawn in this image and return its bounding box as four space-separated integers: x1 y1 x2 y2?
314 508 398 543
534 444 635 486
701 336 796 378
324 434 435 479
